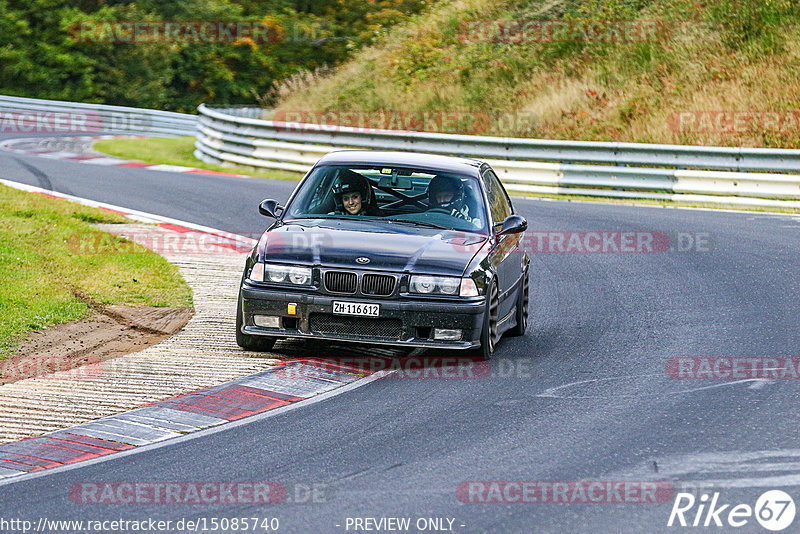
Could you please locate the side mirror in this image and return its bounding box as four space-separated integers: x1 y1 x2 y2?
259 199 283 218
494 215 527 236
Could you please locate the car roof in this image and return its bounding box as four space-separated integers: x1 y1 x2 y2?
314 150 485 177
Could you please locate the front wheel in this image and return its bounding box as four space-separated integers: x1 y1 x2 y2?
235 291 277 352
470 279 499 360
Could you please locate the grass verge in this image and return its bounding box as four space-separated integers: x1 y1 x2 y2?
0 184 193 357
93 136 301 181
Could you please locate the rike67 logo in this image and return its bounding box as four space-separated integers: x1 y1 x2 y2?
668 490 796 531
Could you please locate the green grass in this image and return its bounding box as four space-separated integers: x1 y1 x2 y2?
0 184 193 357
94 136 301 181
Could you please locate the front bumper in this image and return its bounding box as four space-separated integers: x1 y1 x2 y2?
240 282 486 349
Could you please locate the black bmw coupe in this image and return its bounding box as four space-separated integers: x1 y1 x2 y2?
236 150 529 359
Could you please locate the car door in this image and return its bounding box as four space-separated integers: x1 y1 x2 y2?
483 168 523 322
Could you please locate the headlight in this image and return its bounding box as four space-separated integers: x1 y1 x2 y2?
288 267 311 285
409 275 469 296
438 277 460 295
267 265 289 282
263 264 313 286
411 275 436 294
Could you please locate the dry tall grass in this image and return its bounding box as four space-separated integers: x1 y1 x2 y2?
274 0 800 147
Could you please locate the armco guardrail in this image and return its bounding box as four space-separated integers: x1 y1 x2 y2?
0 95 197 136
195 105 800 208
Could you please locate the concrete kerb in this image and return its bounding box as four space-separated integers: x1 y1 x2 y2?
0 181 374 481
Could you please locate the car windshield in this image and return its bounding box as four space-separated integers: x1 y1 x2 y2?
285 164 488 233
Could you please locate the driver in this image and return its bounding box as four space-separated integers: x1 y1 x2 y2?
427 174 475 223
332 170 377 216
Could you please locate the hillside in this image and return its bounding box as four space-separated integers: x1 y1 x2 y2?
273 0 800 148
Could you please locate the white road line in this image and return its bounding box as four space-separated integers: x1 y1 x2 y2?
748 379 775 389
536 375 763 399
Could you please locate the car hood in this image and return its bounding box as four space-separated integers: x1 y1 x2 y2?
258 220 487 276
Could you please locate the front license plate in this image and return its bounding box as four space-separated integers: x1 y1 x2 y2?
332 301 380 317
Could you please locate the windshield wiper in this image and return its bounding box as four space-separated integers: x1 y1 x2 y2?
385 219 452 230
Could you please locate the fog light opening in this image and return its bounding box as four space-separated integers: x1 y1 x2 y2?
433 328 462 341
253 315 281 328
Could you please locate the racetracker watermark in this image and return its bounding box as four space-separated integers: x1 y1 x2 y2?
0 355 102 384
69 229 714 257
70 21 283 44
0 110 154 133
67 231 254 255
524 231 670 253
459 20 674 44
667 357 800 380
271 110 537 135
276 357 498 380
0 111 101 133
668 111 800 135
451 231 714 254
69 482 331 505
524 231 715 253
456 481 674 503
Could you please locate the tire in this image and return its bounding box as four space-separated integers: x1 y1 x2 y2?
470 278 499 360
508 268 529 337
235 290 277 352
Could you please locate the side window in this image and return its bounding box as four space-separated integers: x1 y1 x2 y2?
483 170 512 224
289 167 337 216
306 170 337 214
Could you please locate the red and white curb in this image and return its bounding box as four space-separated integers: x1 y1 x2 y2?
0 135 249 178
0 178 404 483
0 359 378 481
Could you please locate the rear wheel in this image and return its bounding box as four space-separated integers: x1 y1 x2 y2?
508 268 529 337
235 290 277 352
470 279 499 360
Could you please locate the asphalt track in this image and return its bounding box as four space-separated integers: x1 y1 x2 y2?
2 137 800 533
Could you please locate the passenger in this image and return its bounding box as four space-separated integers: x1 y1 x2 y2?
332 171 377 216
